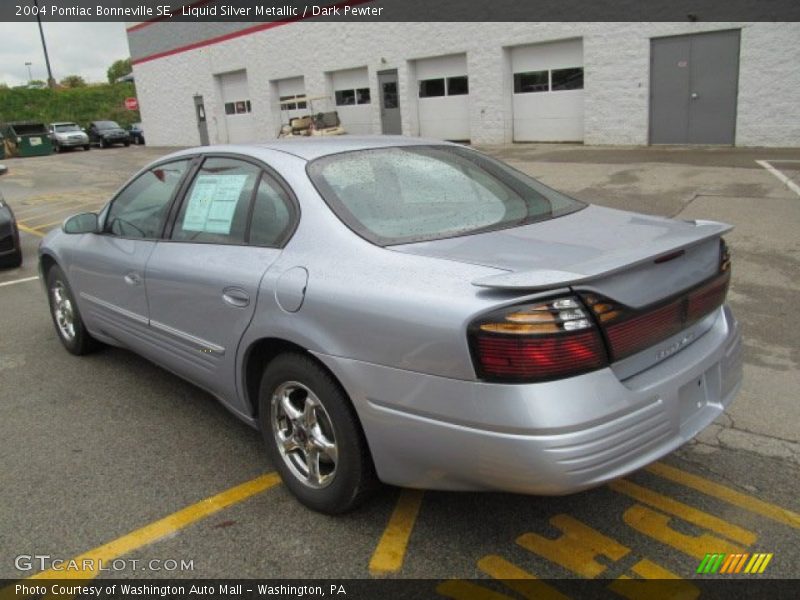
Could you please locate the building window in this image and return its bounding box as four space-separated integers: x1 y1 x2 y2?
335 89 356 106
447 76 469 96
280 94 307 110
513 71 549 93
551 67 584 91
225 100 251 115
335 87 371 106
514 67 584 93
419 78 446 98
419 76 469 98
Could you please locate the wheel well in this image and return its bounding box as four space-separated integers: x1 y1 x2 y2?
244 338 315 419
39 254 57 279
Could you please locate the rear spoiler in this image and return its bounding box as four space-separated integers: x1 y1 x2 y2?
472 220 732 290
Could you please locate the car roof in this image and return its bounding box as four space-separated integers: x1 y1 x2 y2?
159 136 459 163
51 122 78 126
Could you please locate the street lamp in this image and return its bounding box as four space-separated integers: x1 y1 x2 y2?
24 62 32 83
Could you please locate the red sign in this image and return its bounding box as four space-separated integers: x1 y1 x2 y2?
124 97 139 110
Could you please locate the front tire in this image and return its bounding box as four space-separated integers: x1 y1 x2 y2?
46 265 100 355
259 353 377 514
83 144 90 151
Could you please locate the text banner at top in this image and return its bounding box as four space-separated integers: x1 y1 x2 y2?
4 0 800 23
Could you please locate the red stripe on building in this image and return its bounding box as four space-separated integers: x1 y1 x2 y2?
130 0 376 64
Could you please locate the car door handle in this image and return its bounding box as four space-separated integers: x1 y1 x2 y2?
124 272 142 286
222 287 250 308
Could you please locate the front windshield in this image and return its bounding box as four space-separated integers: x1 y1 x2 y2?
54 124 80 132
96 121 119 130
307 145 585 245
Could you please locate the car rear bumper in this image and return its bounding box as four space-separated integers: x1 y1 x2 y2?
315 304 742 494
57 137 88 146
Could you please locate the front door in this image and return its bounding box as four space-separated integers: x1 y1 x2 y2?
650 29 740 144
69 159 192 348
145 156 295 406
378 70 402 134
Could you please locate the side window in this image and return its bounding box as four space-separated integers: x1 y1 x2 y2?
171 157 260 244
105 159 190 238
249 174 293 247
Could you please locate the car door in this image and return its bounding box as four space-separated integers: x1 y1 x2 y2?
144 155 296 404
68 158 192 350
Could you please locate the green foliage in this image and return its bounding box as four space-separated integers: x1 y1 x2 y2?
107 58 132 84
60 75 87 88
0 83 141 129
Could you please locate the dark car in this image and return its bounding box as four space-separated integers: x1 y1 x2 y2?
0 165 22 269
128 122 145 145
87 121 130 148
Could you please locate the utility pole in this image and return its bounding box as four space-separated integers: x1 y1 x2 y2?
33 0 55 88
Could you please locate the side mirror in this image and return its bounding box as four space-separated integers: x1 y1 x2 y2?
0 165 7 177
63 212 99 234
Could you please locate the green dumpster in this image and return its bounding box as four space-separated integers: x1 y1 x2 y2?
0 122 53 157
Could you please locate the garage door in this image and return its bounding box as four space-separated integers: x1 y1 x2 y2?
276 77 308 124
511 39 584 142
416 54 470 141
332 67 372 134
218 70 254 144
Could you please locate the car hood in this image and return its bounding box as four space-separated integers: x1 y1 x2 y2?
390 205 731 307
101 129 127 135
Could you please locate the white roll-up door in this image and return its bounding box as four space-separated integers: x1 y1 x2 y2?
218 70 254 144
416 54 470 141
276 77 308 124
511 39 584 142
331 67 371 134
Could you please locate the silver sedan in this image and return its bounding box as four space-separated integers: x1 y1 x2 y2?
38 137 742 513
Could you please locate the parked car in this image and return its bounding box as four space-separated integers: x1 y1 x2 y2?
49 122 90 152
38 138 742 514
87 121 130 148
128 123 145 145
0 165 22 268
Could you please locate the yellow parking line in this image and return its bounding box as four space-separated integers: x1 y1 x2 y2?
369 488 425 575
13 200 85 218
609 479 756 545
16 224 45 237
23 473 281 580
647 462 800 530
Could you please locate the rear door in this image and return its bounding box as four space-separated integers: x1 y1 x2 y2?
144 155 296 401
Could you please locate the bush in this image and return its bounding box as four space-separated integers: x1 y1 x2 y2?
0 83 141 128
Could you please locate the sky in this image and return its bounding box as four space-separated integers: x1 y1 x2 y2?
0 22 130 86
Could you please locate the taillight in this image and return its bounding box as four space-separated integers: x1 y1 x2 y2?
582 239 731 362
469 296 608 382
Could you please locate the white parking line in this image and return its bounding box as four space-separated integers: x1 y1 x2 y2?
756 160 800 197
0 276 39 288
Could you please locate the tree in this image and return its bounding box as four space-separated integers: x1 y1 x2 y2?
107 58 132 84
60 75 86 88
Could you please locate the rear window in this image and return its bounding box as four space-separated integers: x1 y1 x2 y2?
307 145 585 245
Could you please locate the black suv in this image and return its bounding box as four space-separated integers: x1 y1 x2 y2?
87 121 130 148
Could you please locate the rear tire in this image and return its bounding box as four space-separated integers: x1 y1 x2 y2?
46 265 100 355
83 144 90 151
259 353 377 514
124 141 130 147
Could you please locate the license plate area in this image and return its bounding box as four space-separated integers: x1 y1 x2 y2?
679 374 707 426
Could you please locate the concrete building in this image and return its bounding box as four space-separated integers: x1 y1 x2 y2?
126 21 800 147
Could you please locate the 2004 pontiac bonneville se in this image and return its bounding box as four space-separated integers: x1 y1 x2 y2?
38 137 742 513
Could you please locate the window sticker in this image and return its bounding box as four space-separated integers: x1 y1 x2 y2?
182 174 248 235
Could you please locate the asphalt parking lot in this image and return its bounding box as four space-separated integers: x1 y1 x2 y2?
1 144 799 593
